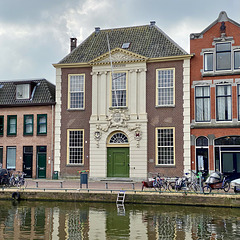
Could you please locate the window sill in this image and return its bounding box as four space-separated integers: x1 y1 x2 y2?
109 107 128 110
37 133 47 136
155 165 175 168
155 105 175 108
202 70 240 77
191 121 240 129
67 108 85 111
66 164 84 167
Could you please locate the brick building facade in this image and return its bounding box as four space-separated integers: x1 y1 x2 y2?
190 12 240 179
54 22 192 180
0 79 55 179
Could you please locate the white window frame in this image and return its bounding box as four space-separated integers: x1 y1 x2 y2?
68 74 85 110
234 50 240 70
156 127 175 166
195 86 211 122
216 84 232 121
67 129 84 165
202 42 240 75
111 71 127 108
156 68 175 107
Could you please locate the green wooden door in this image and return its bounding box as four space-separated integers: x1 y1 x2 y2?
37 146 46 178
107 147 129 177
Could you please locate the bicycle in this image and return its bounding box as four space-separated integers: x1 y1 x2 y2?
6 173 17 187
15 172 27 188
153 175 168 191
188 170 202 193
168 173 192 192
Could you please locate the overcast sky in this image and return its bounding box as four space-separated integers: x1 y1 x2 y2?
0 0 239 84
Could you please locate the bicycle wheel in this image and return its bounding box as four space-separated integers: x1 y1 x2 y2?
223 182 230 192
168 182 175 192
203 185 211 194
190 183 200 193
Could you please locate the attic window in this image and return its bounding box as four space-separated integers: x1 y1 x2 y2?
16 84 30 99
122 42 130 49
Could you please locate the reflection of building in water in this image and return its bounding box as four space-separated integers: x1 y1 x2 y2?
0 206 52 240
64 209 89 239
89 210 106 239
1 203 240 239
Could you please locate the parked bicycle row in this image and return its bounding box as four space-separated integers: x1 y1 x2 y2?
0 169 27 188
142 170 238 194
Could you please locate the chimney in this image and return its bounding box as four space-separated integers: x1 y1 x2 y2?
95 27 100 34
70 38 77 52
150 21 156 26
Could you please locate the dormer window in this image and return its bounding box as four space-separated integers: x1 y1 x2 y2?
16 84 30 99
202 41 240 76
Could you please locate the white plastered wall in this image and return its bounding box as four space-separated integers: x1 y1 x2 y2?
89 62 148 181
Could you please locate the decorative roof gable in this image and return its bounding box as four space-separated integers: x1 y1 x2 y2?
190 11 240 40
89 48 147 65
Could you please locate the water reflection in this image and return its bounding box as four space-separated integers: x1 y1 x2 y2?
0 200 240 239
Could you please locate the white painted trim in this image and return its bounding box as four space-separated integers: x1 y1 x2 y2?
54 68 62 172
183 59 191 174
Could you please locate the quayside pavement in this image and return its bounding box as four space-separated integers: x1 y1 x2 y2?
1 179 240 208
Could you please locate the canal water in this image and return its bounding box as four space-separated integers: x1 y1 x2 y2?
0 200 240 240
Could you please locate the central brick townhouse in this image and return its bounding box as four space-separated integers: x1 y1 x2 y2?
53 22 192 180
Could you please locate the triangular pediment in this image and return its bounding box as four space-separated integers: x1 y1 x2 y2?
89 48 148 65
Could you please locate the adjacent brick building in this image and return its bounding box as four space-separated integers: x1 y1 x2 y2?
0 79 55 178
54 22 192 180
190 12 240 179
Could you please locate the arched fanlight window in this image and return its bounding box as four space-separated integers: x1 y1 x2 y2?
196 136 208 147
109 132 128 144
